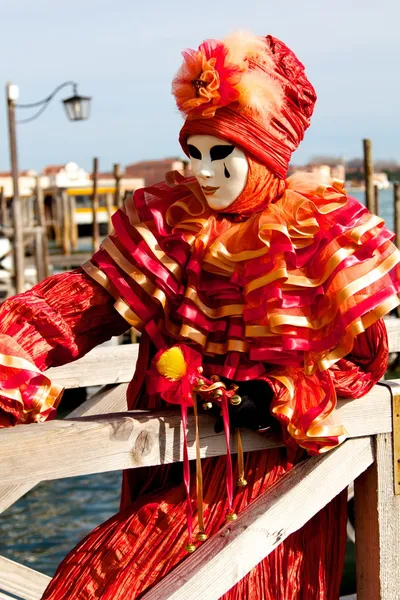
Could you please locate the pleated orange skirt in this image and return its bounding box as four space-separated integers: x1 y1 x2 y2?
42 449 347 599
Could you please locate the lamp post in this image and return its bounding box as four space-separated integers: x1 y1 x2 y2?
5 81 91 293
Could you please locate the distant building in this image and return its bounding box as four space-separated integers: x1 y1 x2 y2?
331 164 346 181
310 164 331 183
125 158 190 186
290 163 346 184
41 162 91 189
40 164 144 230
373 172 391 190
40 163 144 199
88 171 143 191
0 169 38 198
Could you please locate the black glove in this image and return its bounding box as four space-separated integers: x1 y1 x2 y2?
214 379 274 433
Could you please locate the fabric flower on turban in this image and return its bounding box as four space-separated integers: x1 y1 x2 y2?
173 40 242 118
172 32 284 120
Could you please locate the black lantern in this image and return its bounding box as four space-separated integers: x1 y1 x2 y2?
62 84 91 121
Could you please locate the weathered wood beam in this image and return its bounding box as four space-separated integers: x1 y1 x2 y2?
0 482 39 516
69 382 128 417
355 433 400 600
0 411 280 484
0 555 51 600
336 382 392 438
0 384 128 513
0 590 22 599
385 318 400 353
0 382 395 485
142 437 374 600
46 344 138 388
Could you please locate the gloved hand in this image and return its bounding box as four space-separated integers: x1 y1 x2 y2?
213 379 274 433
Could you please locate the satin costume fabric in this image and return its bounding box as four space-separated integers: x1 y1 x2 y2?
0 178 391 598
0 266 387 599
82 172 399 453
39 170 391 598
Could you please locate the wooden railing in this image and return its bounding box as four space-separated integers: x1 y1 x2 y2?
1 319 400 600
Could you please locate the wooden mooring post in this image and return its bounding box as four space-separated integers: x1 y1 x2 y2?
61 191 71 255
53 193 62 248
0 187 7 226
69 194 79 251
6 83 25 294
105 193 113 233
114 163 122 208
91 157 99 251
394 183 400 248
34 177 49 282
34 227 45 283
374 184 379 217
363 138 375 214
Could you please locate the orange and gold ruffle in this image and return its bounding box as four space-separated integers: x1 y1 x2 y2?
84 171 400 453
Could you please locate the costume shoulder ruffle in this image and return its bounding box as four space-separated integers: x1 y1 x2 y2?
86 172 400 373
84 174 400 455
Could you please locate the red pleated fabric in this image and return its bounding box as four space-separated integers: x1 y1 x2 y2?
0 268 128 426
43 451 348 600
0 225 388 599
42 320 387 600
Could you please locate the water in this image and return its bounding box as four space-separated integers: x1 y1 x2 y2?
0 186 396 590
349 187 394 232
0 472 121 577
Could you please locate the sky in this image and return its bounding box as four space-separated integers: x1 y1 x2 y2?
1 0 399 173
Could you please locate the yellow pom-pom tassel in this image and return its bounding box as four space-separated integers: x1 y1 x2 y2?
156 347 187 381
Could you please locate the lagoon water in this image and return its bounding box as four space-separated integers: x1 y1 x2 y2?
0 185 396 586
0 471 122 577
350 187 394 232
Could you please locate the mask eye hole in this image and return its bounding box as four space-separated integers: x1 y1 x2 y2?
188 144 202 160
210 145 235 162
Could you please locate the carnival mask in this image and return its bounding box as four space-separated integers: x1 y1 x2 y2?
187 134 249 210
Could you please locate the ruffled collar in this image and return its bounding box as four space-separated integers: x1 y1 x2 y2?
164 170 349 276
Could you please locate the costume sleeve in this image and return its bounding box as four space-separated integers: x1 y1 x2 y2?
0 268 129 427
329 318 388 398
266 319 389 455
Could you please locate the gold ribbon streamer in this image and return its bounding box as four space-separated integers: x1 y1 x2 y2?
193 394 206 538
236 429 246 487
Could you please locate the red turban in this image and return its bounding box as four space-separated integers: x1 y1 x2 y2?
173 33 317 179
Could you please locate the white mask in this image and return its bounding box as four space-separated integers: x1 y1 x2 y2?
186 134 249 210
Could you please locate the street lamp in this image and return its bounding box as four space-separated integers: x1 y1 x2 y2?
63 84 91 122
5 81 91 293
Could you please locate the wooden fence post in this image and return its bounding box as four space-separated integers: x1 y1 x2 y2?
354 432 400 599
27 195 34 228
113 163 121 208
61 191 71 255
35 177 49 280
106 192 113 233
34 227 45 283
374 184 379 217
7 84 25 294
91 157 99 251
54 194 62 247
394 182 400 248
0 187 7 226
69 195 79 251
363 139 375 213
